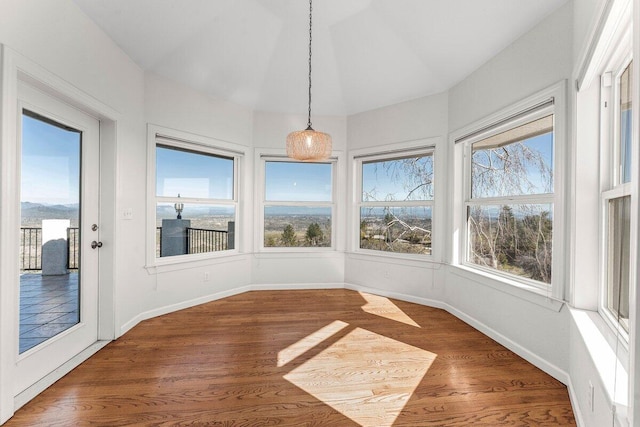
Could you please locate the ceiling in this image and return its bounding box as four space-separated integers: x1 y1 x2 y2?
73 0 569 116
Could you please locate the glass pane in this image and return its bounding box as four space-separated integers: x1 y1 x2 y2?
264 206 331 247
467 204 553 284
362 155 433 201
360 206 432 255
619 62 632 184
471 115 554 198
156 203 235 257
20 111 81 353
156 145 233 199
265 161 332 202
606 196 630 331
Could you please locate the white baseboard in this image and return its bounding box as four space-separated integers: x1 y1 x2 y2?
444 302 569 384
344 282 569 385
14 340 110 411
119 285 253 336
567 377 586 427
344 282 447 310
249 282 344 291
119 283 344 337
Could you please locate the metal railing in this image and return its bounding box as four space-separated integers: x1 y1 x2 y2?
20 227 41 271
20 227 79 271
186 227 228 253
156 227 162 258
67 227 79 269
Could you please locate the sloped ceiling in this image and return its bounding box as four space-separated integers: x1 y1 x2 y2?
73 0 569 116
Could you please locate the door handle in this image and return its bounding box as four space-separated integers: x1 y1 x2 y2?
91 241 103 249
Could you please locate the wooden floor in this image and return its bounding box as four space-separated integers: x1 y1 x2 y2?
7 290 576 426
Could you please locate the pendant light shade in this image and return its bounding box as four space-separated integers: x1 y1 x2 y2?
286 126 332 162
287 0 332 161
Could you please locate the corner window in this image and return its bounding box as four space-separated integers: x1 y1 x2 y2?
356 150 434 256
601 59 633 332
466 114 554 286
454 85 565 294
151 130 241 261
262 159 334 249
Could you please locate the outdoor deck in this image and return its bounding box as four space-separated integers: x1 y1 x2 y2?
19 273 79 354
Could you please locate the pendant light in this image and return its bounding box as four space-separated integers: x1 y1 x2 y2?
286 0 332 161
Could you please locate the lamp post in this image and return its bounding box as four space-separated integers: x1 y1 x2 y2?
174 194 184 219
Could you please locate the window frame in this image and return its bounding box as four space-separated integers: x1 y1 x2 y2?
452 82 567 300
146 125 244 268
599 45 633 338
352 143 437 261
258 154 337 252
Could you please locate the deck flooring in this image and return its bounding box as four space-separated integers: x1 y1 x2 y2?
7 289 576 426
19 273 79 354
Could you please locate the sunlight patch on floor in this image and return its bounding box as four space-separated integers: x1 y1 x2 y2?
284 327 436 427
277 320 349 367
359 292 420 327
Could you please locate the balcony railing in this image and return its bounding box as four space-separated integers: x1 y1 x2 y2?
186 227 228 253
20 227 79 271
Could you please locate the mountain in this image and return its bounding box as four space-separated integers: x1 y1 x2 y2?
21 202 79 221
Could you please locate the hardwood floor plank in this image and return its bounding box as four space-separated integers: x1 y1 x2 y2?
6 289 575 426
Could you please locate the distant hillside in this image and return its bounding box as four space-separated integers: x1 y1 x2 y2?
21 202 79 224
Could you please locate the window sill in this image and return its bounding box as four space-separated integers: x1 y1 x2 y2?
449 264 564 312
570 308 629 421
145 251 248 274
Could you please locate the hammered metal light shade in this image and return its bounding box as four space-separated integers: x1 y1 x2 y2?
286 127 332 161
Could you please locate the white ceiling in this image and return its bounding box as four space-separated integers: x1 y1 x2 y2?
73 0 569 116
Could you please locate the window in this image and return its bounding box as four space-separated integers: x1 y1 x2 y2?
262 159 334 248
356 150 434 256
601 59 633 332
461 99 558 289
152 132 240 260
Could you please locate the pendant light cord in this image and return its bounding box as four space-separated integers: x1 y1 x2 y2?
307 0 313 129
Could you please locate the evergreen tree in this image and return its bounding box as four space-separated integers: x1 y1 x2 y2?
281 224 297 246
305 222 323 246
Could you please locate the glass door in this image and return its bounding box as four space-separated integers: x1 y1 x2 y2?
15 81 100 395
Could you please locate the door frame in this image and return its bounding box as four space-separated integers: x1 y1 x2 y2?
0 45 119 424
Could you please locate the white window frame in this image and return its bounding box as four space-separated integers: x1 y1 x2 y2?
353 146 436 261
452 82 567 301
257 153 337 252
599 35 633 338
146 124 244 268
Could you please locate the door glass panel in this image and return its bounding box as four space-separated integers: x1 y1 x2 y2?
19 110 81 354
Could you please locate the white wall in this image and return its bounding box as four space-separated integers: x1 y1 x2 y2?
448 2 574 132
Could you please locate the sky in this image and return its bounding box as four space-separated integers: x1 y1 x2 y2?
156 145 234 199
265 161 332 202
21 113 80 205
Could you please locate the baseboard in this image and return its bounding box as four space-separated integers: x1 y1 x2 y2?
14 340 110 411
119 285 253 336
249 282 344 291
119 283 344 337
342 282 569 384
567 377 586 427
444 302 569 384
343 282 447 310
